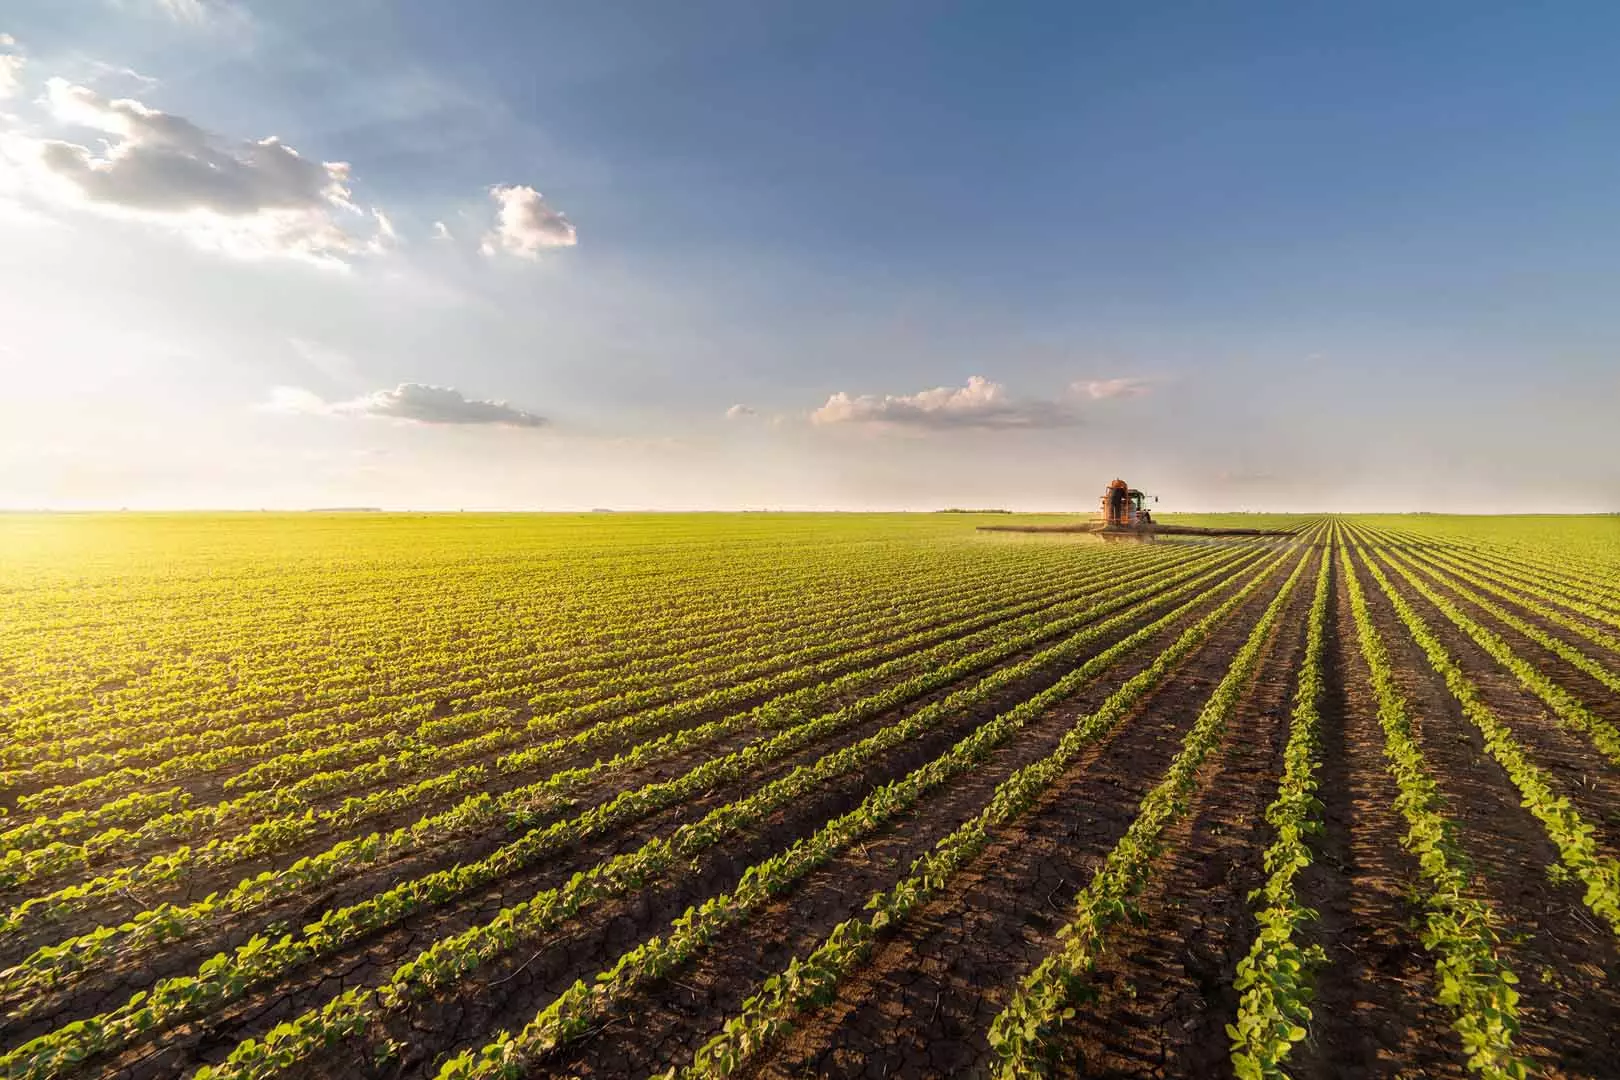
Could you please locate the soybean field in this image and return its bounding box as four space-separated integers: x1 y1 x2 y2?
2 512 1618 1080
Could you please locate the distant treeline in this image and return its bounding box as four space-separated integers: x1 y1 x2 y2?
935 508 1013 514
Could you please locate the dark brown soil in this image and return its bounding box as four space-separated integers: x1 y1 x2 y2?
1406 547 1620 669
0 549 1219 1019
1042 543 1319 1078
76 553 1267 1079
17 528 1620 1080
1355 544 1620 1077
0 553 1113 908
1387 546 1620 732
1291 553 1466 1080
730 551 1305 1079
1416 543 1620 627
1368 549 1620 852
480 553 1292 1080
0 552 1093 819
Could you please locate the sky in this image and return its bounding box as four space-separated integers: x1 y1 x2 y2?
1 1 1617 512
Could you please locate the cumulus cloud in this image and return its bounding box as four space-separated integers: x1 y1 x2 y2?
0 39 22 100
431 220 451 240
725 404 756 419
480 184 576 258
265 383 546 427
1075 377 1156 400
810 375 1077 430
1 78 388 262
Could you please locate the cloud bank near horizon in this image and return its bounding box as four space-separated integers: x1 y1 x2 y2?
810 375 1081 430
265 383 546 427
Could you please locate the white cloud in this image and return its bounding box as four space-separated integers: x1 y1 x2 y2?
0 36 22 100
265 383 546 427
1075 377 1156 400
725 404 756 419
129 0 252 32
480 184 577 258
367 208 399 252
151 0 218 22
431 220 451 240
1 78 389 263
83 59 160 90
810 375 1077 430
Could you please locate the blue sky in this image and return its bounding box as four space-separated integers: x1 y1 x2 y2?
1 1 1616 510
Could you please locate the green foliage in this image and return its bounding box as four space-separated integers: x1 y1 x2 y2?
986 540 1317 1077
1228 529 1335 1079
1341 532 1532 1079
668 538 1319 1080
1350 529 1620 938
3 511 1614 1080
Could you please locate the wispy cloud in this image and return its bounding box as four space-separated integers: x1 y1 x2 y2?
480 184 577 258
287 338 359 385
1074 376 1156 400
264 383 546 427
126 0 252 33
367 208 400 253
811 375 1078 430
81 58 161 90
725 404 756 419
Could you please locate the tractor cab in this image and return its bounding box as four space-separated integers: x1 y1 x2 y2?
1101 479 1155 528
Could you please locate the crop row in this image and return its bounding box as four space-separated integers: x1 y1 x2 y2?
1349 534 1620 937
666 537 1320 1080
1393 540 1620 657
0 546 1157 891
1373 538 1620 763
1384 531 1620 620
191 546 1283 1080
1226 531 1334 1079
985 542 1312 1075
4 529 1067 753
424 545 1300 1079
1340 535 1529 1079
0 550 1270 1077
6 546 1095 810
0 543 1243 966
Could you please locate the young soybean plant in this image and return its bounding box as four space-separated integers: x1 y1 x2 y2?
1227 533 1333 1079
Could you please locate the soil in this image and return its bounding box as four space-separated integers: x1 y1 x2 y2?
729 550 1305 1079
496 554 1292 1080
76 552 1268 1078
1291 555 1466 1080
14 528 1620 1080
1355 544 1620 1076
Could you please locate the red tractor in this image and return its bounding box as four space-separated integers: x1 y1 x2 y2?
976 479 1293 538
1101 478 1154 529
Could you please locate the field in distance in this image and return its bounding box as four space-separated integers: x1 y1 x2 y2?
1 511 1618 1080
